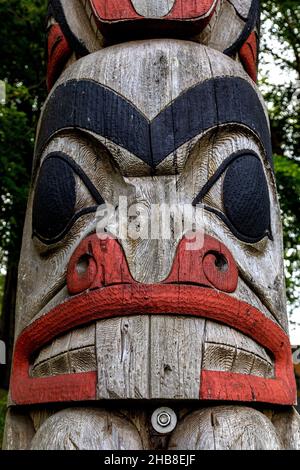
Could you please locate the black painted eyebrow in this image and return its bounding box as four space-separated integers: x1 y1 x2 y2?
36 76 272 169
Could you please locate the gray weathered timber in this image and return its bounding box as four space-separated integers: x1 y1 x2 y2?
168 407 282 450
30 409 144 450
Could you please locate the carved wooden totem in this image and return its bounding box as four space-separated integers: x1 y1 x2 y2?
4 0 300 450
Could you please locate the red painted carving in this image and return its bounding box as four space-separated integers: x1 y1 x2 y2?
67 233 238 295
11 235 296 406
90 0 218 22
67 236 134 295
165 234 238 293
239 31 258 82
47 24 72 91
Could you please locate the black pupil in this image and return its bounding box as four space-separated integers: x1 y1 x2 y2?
32 158 76 241
223 154 270 240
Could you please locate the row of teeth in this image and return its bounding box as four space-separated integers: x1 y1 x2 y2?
203 342 274 378
31 322 274 379
31 343 274 379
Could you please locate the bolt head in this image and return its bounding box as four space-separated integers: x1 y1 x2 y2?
151 407 177 434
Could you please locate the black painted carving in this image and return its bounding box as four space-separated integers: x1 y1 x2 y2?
32 152 104 245
48 0 89 58
223 153 271 240
193 151 271 243
36 77 272 169
193 150 258 205
32 156 76 242
44 153 105 206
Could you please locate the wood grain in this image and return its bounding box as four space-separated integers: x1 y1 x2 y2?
269 407 300 450
168 406 282 450
30 408 143 450
149 316 205 399
96 316 150 399
3 409 35 450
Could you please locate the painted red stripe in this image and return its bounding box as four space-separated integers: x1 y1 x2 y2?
47 24 72 91
201 372 293 404
239 31 258 83
11 284 296 405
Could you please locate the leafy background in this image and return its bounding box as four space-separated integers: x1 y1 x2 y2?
0 0 299 447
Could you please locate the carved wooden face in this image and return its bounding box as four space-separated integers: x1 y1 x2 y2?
11 41 295 407
47 0 259 89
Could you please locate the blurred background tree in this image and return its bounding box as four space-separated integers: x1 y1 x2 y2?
0 0 299 427
260 0 300 340
0 0 47 389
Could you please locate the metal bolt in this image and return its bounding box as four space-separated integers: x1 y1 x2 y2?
151 407 177 434
157 411 171 427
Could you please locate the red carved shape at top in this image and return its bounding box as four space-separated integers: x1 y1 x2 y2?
90 0 218 22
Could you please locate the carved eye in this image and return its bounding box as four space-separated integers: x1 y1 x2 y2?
193 150 272 243
223 154 271 241
32 152 103 244
32 157 76 242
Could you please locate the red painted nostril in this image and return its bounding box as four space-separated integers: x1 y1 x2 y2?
203 250 237 293
213 253 229 273
67 234 134 295
165 234 238 293
67 250 98 295
76 254 91 275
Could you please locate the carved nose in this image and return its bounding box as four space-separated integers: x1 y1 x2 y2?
67 233 238 295
165 234 238 293
67 235 134 295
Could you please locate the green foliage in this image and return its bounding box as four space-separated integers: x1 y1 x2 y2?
0 275 4 315
0 389 7 448
274 155 300 304
261 0 300 309
261 0 300 77
0 0 47 265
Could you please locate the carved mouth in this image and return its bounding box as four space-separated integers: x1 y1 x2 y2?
31 320 274 380
11 284 296 406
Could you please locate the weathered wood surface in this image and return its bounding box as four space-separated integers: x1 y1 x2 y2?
47 0 258 90
96 316 205 400
30 409 143 450
3 0 298 451
8 405 300 450
3 409 35 450
169 407 282 450
268 407 300 450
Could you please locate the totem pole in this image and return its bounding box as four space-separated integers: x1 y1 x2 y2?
3 0 300 450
